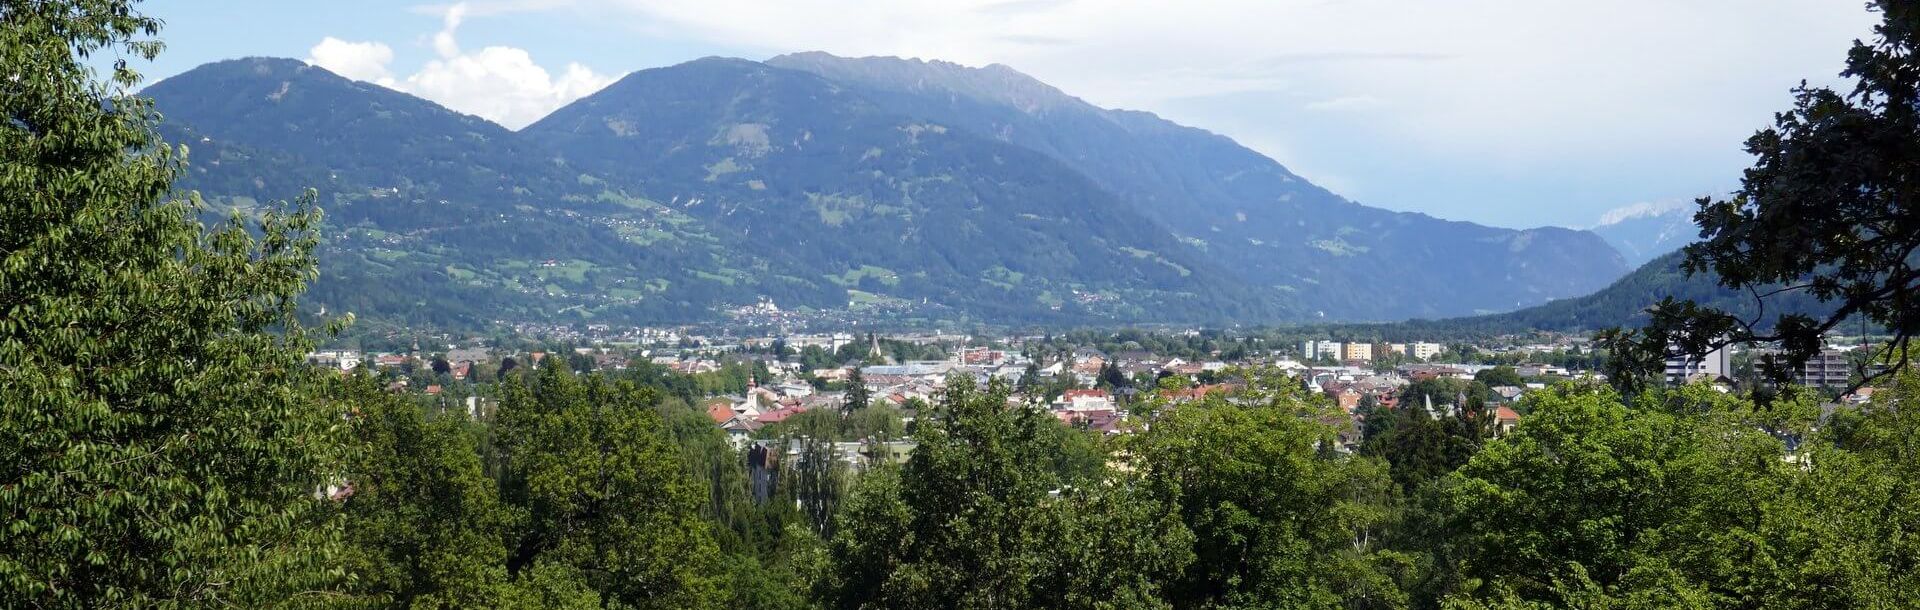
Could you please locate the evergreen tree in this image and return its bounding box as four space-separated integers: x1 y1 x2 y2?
843 366 871 416
1098 360 1132 390
2 1 346 604
1017 361 1042 394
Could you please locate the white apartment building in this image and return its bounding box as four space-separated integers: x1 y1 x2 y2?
1410 342 1444 360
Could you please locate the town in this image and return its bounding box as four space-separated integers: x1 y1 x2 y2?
308 326 1888 466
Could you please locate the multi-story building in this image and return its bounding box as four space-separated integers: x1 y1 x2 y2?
1756 348 1855 388
1303 341 1344 361
1386 343 1409 356
1664 345 1730 385
1410 342 1444 361
1343 342 1374 362
1794 349 1854 388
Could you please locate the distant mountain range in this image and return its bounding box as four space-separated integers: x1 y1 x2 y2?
1589 204 1696 266
143 54 1631 329
1367 250 1836 339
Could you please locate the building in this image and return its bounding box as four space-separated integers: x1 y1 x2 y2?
1410 342 1444 361
1055 389 1115 412
1761 348 1856 388
1493 406 1522 436
1664 345 1730 385
1386 343 1409 356
1302 341 1344 361
306 350 361 371
1342 342 1374 362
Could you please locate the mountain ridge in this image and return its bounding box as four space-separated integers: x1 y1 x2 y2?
141 53 1634 329
764 52 1629 319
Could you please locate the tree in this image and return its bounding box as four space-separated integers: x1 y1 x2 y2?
1098 360 1132 391
1475 366 1525 389
842 367 870 416
494 360 724 609
814 376 1189 609
333 373 515 607
1603 1 1920 391
1 1 346 604
1133 383 1405 608
1017 361 1042 395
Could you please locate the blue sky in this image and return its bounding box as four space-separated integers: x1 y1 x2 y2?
140 1 1876 230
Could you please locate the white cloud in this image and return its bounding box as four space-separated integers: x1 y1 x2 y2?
306 37 396 85
404 48 615 128
306 2 617 129
559 0 1869 159
432 3 468 58
362 0 1876 226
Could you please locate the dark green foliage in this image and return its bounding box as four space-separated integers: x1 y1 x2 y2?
1098 360 1133 390
813 376 1190 609
1364 407 1470 495
843 367 871 416
494 361 725 609
334 374 514 608
1 2 347 604
1473 366 1524 388
1428 381 1920 608
1132 381 1407 608
1602 0 1920 390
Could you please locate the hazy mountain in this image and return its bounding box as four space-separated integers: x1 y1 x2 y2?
1590 204 1696 266
766 52 1631 320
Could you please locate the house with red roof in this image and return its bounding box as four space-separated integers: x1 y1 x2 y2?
1494 406 1521 436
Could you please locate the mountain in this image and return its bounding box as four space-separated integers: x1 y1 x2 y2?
765 52 1630 319
146 58 840 328
1589 205 1695 266
1368 250 1835 339
142 54 1631 330
145 57 1286 328
521 57 1287 323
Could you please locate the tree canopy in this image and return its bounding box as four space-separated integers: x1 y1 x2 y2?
1604 0 1920 392
2 1 346 604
